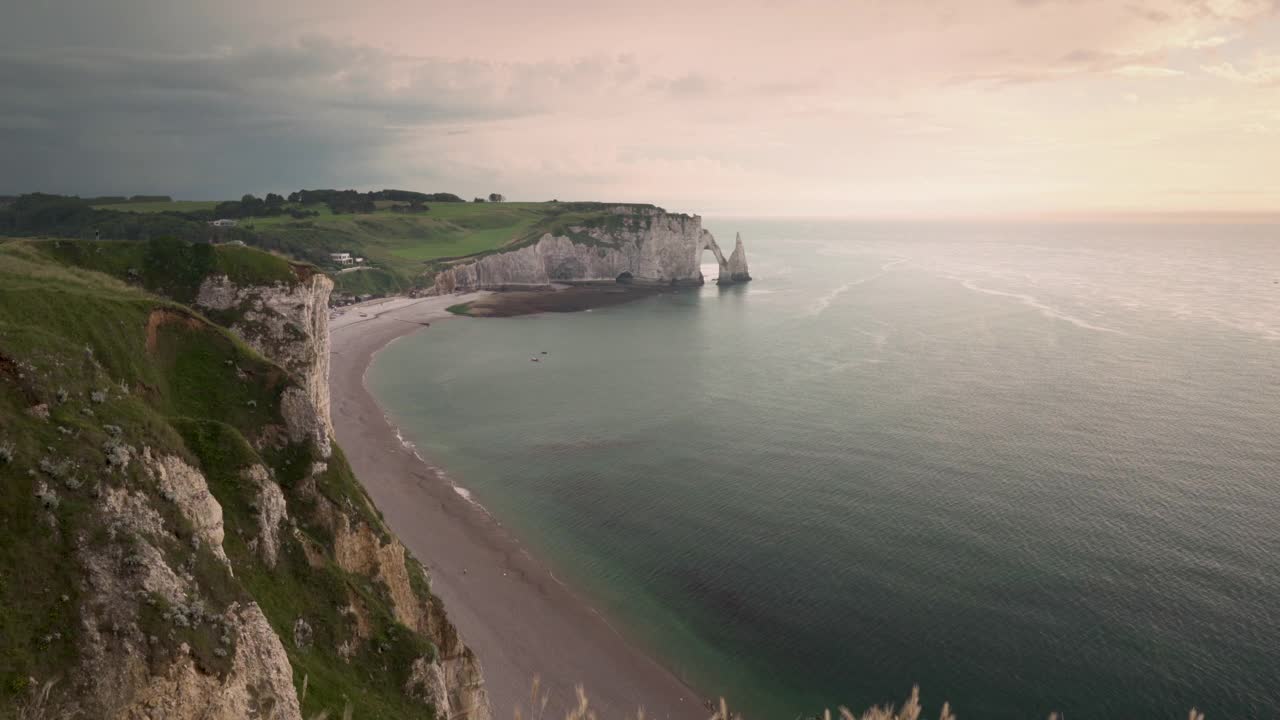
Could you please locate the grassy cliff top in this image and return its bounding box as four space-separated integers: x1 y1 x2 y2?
29 238 306 303
0 241 450 719
1 194 685 295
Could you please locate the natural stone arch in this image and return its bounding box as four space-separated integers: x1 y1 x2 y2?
699 230 729 282
699 230 751 285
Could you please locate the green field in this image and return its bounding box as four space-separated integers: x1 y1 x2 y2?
243 202 575 287
32 195 653 293
332 266 404 296
90 200 219 213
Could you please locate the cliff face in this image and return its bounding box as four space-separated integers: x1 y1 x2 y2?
430 206 749 293
196 270 334 439
0 241 490 720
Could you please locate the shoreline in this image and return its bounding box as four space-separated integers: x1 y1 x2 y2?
328 293 707 720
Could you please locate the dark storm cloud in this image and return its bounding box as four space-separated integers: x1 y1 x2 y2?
0 37 637 197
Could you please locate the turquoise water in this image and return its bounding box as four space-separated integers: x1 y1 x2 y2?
369 221 1280 718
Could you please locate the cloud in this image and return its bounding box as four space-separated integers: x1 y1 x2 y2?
1 0 1278 214
1202 56 1280 84
0 39 703 196
1112 65 1186 77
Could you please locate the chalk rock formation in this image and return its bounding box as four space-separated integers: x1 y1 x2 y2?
724 232 751 284
310 482 493 720
75 451 302 720
196 270 333 438
144 448 230 567
430 206 750 292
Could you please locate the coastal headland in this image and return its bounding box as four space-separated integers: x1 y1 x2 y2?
329 294 707 720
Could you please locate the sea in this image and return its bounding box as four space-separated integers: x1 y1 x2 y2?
368 220 1280 718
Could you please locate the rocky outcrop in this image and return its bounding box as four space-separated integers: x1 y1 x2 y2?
196 271 334 439
430 206 750 292
326 502 492 720
144 448 230 567
75 452 302 720
724 232 751 284
244 464 288 569
280 387 332 459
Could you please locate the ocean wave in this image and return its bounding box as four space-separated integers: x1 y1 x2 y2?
957 278 1128 335
391 419 481 506
802 259 907 318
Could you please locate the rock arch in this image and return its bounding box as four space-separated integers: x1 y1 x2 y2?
699 231 751 285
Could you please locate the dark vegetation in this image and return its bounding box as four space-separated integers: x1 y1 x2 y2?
287 189 463 214
87 195 174 205
35 237 300 304
0 194 224 242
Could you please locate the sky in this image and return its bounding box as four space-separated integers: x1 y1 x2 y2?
1 0 1278 217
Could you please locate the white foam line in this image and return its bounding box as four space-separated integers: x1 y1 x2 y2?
391 418 481 506
804 271 888 318
959 278 1128 335
803 258 908 318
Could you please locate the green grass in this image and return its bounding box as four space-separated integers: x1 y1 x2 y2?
90 200 219 213
333 267 403 297
244 202 618 285
387 221 536 261
32 238 304 305
445 303 472 315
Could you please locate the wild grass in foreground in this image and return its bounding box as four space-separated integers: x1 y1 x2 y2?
510 678 1207 720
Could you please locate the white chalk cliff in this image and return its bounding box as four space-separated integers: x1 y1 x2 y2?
430 206 750 293
196 269 334 439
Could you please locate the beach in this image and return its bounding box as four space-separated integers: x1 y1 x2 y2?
328 294 706 720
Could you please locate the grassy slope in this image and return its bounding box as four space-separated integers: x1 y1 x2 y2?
32 238 302 305
243 203 552 283
0 240 438 719
333 267 404 297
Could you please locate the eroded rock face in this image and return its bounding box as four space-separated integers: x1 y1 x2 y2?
196 272 334 439
280 387 331 459
333 515 423 632
78 596 302 720
327 510 491 720
244 464 288 569
76 461 302 720
144 449 229 567
430 207 749 293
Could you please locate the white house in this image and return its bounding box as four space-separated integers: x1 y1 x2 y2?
208 218 238 228
330 252 354 265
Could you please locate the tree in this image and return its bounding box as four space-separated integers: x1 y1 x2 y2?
488 193 505 202
264 193 284 207
473 197 487 203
